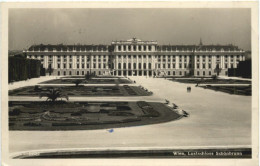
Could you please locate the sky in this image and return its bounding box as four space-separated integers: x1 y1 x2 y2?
9 8 251 51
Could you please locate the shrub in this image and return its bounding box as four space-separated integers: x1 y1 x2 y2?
39 88 69 102
116 106 131 111
99 109 109 113
23 122 41 126
9 108 21 116
73 79 83 87
71 112 82 116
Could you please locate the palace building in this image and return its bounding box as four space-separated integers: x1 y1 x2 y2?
24 38 246 77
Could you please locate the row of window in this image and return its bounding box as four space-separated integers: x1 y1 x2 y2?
57 70 103 76
55 63 110 69
117 45 152 51
27 54 243 59
53 62 238 70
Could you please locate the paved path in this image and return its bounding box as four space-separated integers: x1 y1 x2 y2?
9 76 251 154
198 84 251 87
37 83 138 86
219 76 252 81
8 76 63 90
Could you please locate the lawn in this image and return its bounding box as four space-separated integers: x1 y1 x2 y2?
201 85 251 96
171 78 251 84
39 78 133 84
9 85 152 96
9 101 182 130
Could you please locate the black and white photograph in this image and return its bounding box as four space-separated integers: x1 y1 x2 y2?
1 2 259 166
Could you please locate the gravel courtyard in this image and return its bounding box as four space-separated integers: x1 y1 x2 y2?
9 76 251 154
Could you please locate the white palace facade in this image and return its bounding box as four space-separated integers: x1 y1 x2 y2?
24 38 246 77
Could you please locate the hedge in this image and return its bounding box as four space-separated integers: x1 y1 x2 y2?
9 56 42 83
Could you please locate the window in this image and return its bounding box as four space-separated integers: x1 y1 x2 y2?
208 64 211 69
93 64 96 68
63 64 66 69
168 64 171 68
149 63 151 69
203 64 205 69
148 45 151 51
82 64 84 68
179 64 182 69
209 71 211 76
69 64 72 69
58 64 60 69
98 64 101 68
179 71 182 75
58 71 60 76
77 71 79 75
172 64 175 68
134 63 136 69
82 71 84 75
143 63 146 69
203 71 205 76
69 71 72 75
158 64 161 69
225 64 228 69
163 64 165 69
87 64 90 68
103 64 106 68
128 63 131 69
197 64 200 69
77 64 80 69
118 63 121 69
123 63 126 69
139 63 142 69
168 71 171 75
197 71 200 76
173 71 175 75
63 71 66 75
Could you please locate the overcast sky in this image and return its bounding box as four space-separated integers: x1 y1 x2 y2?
9 8 251 50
